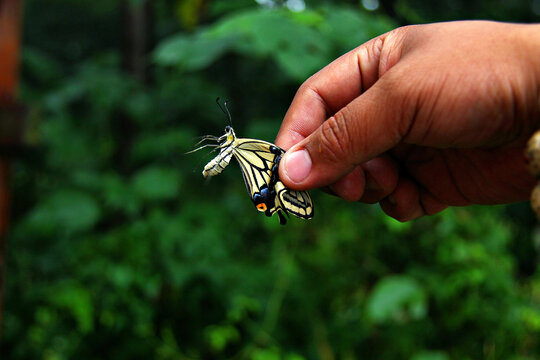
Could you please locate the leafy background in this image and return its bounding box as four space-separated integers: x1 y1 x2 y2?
2 0 540 359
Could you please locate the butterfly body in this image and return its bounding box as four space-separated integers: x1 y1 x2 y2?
199 125 313 225
202 129 235 178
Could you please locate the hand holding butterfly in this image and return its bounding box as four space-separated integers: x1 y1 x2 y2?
275 21 540 221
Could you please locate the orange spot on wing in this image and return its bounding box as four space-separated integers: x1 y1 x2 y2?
256 203 267 212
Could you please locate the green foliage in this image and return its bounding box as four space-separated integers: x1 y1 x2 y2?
24 190 101 235
393 0 539 23
411 351 450 360
154 6 392 81
132 166 181 201
366 275 427 323
3 0 540 359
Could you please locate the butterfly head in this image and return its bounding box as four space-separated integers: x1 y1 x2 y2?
223 125 236 143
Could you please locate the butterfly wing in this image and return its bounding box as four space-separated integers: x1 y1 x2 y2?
233 138 314 221
275 181 314 219
233 138 278 208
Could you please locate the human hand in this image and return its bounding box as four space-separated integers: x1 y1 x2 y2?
275 21 540 221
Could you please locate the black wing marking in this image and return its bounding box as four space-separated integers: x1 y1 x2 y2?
233 139 280 198
233 138 314 222
276 181 314 219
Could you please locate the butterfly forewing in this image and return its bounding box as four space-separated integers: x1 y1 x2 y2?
233 138 278 197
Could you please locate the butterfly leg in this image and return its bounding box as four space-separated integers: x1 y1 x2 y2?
277 210 287 225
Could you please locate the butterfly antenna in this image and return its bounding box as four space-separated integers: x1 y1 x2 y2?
216 97 233 127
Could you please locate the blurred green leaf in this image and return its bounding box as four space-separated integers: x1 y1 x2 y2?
366 275 427 323
153 32 238 71
24 190 100 235
49 283 94 333
204 324 240 351
384 215 413 232
100 173 142 215
132 166 181 201
123 90 154 124
228 294 262 322
520 306 540 331
285 354 306 360
410 351 450 360
252 348 281 360
321 7 394 51
131 128 195 162
208 9 330 80
22 47 62 84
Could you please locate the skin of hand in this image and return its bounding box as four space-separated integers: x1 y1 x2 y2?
275 20 540 222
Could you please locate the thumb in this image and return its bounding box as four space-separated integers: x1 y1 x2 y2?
279 82 408 190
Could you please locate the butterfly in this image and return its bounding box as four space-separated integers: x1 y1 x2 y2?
189 99 314 225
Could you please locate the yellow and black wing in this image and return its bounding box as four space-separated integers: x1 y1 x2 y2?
275 181 314 219
232 138 314 224
232 138 277 200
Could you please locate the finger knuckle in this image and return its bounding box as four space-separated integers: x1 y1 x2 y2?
296 81 312 97
297 82 328 112
319 111 352 162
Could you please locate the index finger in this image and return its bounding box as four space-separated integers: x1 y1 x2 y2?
275 34 391 150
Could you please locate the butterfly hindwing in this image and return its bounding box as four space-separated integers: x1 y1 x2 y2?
275 181 314 219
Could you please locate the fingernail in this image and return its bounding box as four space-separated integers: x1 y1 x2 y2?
283 149 312 183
